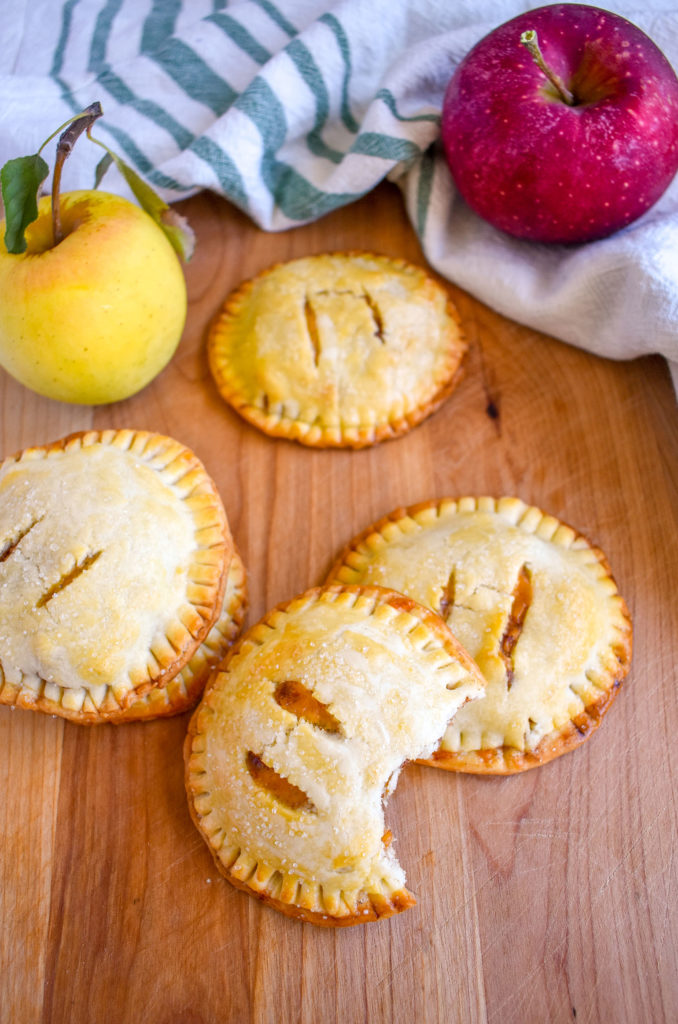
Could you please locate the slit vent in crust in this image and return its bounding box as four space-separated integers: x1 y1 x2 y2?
362 290 386 343
246 751 315 812
304 296 321 366
36 550 103 608
499 563 533 688
0 517 42 562
274 680 341 733
439 568 456 620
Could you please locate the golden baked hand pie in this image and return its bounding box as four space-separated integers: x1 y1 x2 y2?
207 252 467 448
185 584 485 926
0 430 233 723
326 497 632 774
53 547 246 724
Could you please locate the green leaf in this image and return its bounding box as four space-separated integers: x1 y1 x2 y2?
93 152 113 190
158 207 196 262
114 157 170 219
89 134 195 261
114 157 195 262
1 153 50 254
0 105 103 254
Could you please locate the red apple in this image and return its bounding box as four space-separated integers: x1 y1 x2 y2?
440 4 678 243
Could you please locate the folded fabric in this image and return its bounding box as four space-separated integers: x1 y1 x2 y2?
2 0 677 388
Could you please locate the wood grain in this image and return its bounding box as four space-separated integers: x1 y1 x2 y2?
1 183 677 1024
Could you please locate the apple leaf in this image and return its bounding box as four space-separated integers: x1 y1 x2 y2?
91 138 195 261
93 152 113 190
158 207 196 263
1 105 105 254
1 153 49 254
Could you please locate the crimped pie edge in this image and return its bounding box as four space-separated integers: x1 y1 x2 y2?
0 429 233 715
0 546 248 724
207 251 468 449
184 582 485 926
325 495 633 775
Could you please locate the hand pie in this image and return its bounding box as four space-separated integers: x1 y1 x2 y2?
121 548 247 722
326 497 632 773
185 584 485 926
207 252 467 448
0 547 246 725
0 430 236 723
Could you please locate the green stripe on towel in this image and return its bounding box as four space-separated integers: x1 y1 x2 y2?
207 12 273 65
319 13 360 133
249 0 298 39
148 38 238 115
286 39 344 164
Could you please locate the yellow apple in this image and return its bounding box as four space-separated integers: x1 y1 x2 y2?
0 190 187 404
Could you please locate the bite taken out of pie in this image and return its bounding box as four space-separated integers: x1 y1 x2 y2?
185 584 485 925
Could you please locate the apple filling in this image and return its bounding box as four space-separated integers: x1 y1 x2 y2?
245 750 315 812
499 563 533 688
274 679 341 733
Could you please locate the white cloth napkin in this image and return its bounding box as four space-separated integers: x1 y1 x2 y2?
2 0 678 388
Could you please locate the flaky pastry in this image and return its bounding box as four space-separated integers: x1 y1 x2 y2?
207 252 467 448
326 497 632 773
0 430 233 722
185 584 485 925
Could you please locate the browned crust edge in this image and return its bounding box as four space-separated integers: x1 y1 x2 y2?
325 496 621 583
0 429 235 720
324 497 633 774
182 728 415 929
197 582 485 708
207 251 467 449
0 549 248 725
419 666 629 775
184 583 484 925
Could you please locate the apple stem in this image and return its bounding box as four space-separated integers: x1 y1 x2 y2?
50 148 66 247
50 102 103 247
520 30 576 106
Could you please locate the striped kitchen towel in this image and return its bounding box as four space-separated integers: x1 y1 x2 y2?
2 0 678 386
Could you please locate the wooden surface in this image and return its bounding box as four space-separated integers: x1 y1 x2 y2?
1 183 677 1024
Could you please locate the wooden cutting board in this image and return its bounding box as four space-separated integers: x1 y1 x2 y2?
1 183 677 1024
